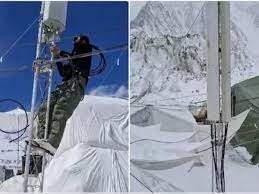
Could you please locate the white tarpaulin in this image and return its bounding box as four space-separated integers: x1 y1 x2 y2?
44 143 128 192
0 108 28 169
44 95 128 192
0 95 129 192
130 105 251 192
0 108 28 133
131 105 196 132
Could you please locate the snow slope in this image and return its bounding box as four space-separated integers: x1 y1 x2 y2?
0 95 129 192
130 1 259 106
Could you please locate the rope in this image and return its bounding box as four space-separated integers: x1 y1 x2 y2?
0 36 47 75
0 15 41 62
14 27 124 48
0 65 31 73
185 2 205 35
42 44 128 64
0 44 127 74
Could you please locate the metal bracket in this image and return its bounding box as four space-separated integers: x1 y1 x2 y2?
41 25 60 43
33 59 53 73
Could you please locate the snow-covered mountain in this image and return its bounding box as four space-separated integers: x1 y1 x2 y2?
130 1 259 106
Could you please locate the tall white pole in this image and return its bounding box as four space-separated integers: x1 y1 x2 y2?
40 47 54 192
220 2 231 123
206 2 231 192
206 2 220 122
23 1 45 192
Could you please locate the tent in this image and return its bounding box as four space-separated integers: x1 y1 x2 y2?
130 103 249 192
0 108 28 134
0 95 129 192
43 95 128 192
131 105 196 132
0 108 28 170
231 75 259 164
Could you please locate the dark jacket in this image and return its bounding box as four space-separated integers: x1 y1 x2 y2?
56 46 92 83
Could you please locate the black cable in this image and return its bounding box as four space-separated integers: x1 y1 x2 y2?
90 44 107 76
130 137 191 144
9 128 27 143
195 146 212 154
8 90 47 142
0 99 29 134
9 95 46 143
221 123 228 191
0 72 48 143
210 124 220 191
130 173 152 192
209 122 228 192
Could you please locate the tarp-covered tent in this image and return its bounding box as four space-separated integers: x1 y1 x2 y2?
0 95 129 192
0 108 28 169
0 108 28 134
130 105 199 192
130 104 250 192
231 75 259 164
131 105 196 132
44 95 129 192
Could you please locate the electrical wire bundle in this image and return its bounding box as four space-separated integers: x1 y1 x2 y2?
0 99 29 143
0 73 48 143
210 123 228 192
90 44 107 76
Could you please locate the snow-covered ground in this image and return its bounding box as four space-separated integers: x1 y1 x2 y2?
0 95 129 192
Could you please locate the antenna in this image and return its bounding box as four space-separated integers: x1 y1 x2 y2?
23 1 67 192
206 2 231 192
42 1 68 43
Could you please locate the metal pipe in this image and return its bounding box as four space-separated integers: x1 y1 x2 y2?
44 49 54 141
44 73 52 135
40 43 54 192
23 1 45 192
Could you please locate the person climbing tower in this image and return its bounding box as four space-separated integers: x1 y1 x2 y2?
32 35 95 155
